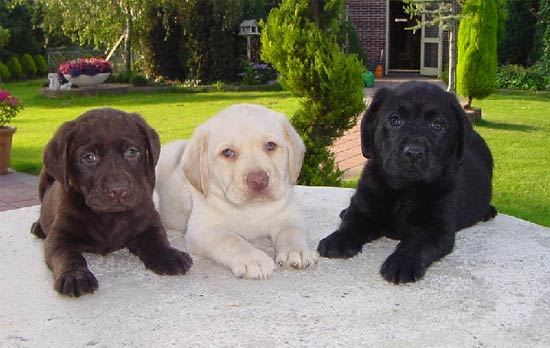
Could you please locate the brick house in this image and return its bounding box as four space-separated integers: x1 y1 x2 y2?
347 0 449 76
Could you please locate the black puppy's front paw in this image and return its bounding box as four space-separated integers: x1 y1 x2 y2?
145 247 193 275
380 253 426 284
54 269 99 297
317 233 363 258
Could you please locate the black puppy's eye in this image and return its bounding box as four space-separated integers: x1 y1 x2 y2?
124 146 140 159
431 118 444 131
265 141 277 152
389 115 402 127
222 148 235 158
81 152 98 165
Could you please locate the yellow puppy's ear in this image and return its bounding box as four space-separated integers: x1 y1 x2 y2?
282 118 305 184
182 128 209 196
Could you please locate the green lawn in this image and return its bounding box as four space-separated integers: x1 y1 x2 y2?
474 92 550 227
6 80 300 174
3 81 550 226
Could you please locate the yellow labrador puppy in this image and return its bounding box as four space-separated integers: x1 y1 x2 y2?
156 104 318 279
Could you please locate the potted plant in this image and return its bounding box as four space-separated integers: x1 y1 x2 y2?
58 58 113 87
0 89 22 174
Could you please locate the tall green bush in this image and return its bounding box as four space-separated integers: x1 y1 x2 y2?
20 53 37 78
6 56 23 80
261 0 365 186
33 54 48 75
0 61 10 81
457 0 498 108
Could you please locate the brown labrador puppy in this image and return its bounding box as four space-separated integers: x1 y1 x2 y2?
31 108 192 297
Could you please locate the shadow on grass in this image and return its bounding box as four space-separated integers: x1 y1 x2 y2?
474 119 538 132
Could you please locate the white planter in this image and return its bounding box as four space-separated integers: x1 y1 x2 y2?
63 73 110 87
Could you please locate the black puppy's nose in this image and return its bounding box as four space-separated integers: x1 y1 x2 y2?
403 145 425 161
246 171 269 191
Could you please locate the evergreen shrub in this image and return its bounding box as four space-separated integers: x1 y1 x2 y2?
6 56 23 80
20 53 37 78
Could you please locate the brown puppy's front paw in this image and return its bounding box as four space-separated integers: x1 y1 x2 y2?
54 269 99 297
145 247 193 275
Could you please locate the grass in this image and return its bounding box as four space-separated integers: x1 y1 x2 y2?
5 80 300 174
3 81 550 226
473 91 550 227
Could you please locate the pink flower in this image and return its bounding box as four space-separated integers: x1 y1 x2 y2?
7 96 18 107
0 90 9 102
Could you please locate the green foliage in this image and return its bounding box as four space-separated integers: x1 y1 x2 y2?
261 0 365 186
129 73 149 86
457 0 499 106
141 3 186 80
498 0 537 65
0 2 43 61
496 64 548 91
240 61 277 85
180 0 244 83
20 53 37 79
0 26 9 48
33 54 48 75
532 0 550 63
0 61 10 82
6 56 23 80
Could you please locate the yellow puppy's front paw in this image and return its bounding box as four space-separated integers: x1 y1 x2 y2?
276 249 319 269
230 249 276 279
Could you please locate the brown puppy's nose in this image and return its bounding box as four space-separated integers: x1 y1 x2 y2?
246 171 269 191
107 186 129 200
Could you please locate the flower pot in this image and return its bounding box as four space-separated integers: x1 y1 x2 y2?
63 73 111 87
0 126 16 175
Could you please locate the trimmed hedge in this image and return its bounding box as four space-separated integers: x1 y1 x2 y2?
6 56 23 80
33 54 48 75
20 53 37 78
0 61 10 81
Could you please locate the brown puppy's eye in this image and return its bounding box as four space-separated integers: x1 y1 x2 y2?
389 115 402 127
82 152 98 165
265 141 277 152
124 146 140 159
221 148 235 158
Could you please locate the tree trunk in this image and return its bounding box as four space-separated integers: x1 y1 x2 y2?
124 4 133 72
447 0 458 93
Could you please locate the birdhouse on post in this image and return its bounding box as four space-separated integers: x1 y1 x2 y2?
239 20 260 61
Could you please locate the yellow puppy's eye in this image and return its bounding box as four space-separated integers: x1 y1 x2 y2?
265 141 277 152
221 148 235 158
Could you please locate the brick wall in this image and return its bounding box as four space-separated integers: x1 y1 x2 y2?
347 0 386 70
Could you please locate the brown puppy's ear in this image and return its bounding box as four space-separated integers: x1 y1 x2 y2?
42 120 78 190
282 118 305 184
129 113 161 186
361 87 391 159
448 92 473 163
182 128 209 196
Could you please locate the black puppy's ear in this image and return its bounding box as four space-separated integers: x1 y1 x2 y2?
361 87 391 158
448 93 473 163
130 113 161 186
43 120 78 190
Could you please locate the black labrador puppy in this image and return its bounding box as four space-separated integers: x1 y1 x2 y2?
318 81 496 284
31 108 192 296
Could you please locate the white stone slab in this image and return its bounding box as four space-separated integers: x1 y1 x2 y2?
1 186 549 347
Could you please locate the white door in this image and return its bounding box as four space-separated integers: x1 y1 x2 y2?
420 13 442 76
